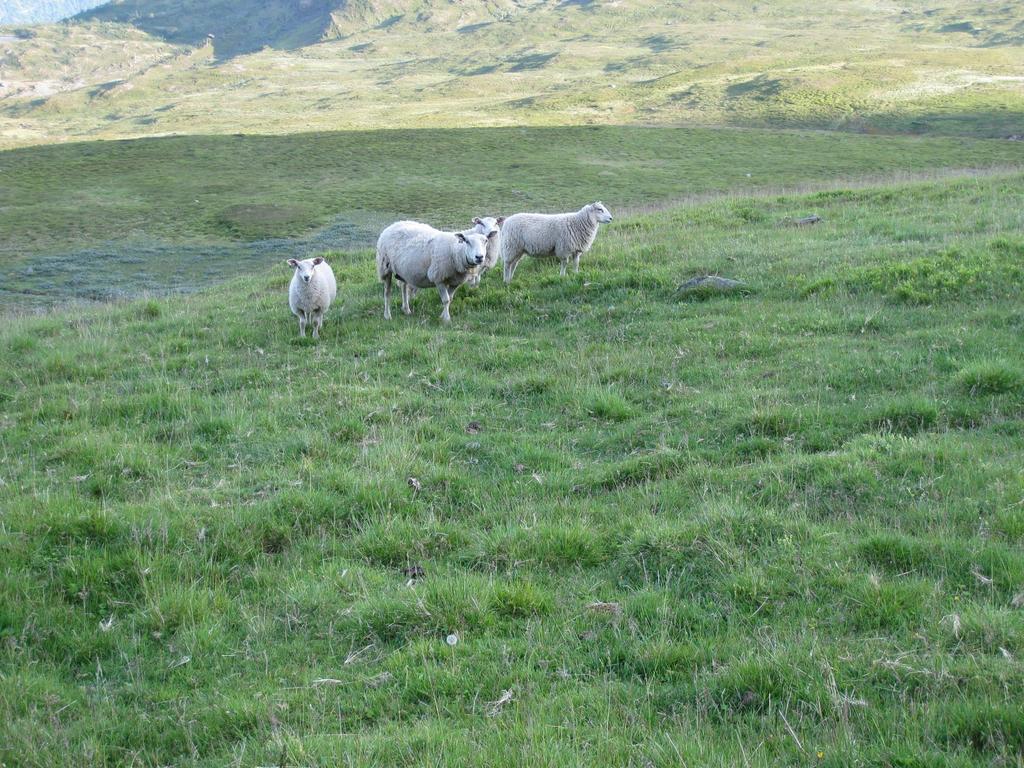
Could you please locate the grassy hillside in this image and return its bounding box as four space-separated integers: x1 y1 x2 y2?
2 1 1023 147
0 21 187 149
2 124 1023 308
1 174 1023 766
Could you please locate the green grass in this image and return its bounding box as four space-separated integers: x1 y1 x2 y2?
2 125 1023 308
2 173 1023 766
2 1 1023 146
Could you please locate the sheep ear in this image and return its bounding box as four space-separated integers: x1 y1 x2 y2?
473 217 483 225
312 257 324 265
455 232 468 243
486 230 497 239
496 216 506 225
286 259 299 267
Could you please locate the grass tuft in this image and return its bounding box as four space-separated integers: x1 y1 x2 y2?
580 387 634 421
957 360 1024 396
867 396 939 435
933 703 1024 755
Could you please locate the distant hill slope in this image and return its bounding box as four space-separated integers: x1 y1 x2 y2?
1 1 1023 146
74 0 518 55
0 0 107 25
76 0 344 57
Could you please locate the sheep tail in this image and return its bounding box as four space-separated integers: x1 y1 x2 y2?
376 246 390 282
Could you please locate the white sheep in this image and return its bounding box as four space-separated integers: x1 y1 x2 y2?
501 202 613 284
464 215 505 288
285 256 337 339
376 221 492 323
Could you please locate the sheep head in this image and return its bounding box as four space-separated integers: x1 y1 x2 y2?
455 232 487 268
286 256 326 284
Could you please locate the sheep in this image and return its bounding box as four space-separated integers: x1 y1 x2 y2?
285 256 337 339
501 201 613 284
464 216 505 288
376 221 492 323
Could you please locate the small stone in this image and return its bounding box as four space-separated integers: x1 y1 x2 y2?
674 275 748 300
465 421 482 434
787 214 822 226
402 565 425 579
586 601 622 616
407 476 422 492
366 671 393 688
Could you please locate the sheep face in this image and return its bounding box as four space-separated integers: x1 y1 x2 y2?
472 216 505 238
455 232 488 269
287 256 325 284
588 202 613 224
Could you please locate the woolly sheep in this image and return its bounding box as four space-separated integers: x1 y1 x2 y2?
376 221 492 323
285 256 337 339
464 215 505 288
501 202 613 284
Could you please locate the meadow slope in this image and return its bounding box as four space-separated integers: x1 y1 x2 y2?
2 125 1023 309
1 174 1023 766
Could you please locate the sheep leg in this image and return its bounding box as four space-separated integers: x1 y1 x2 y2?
503 251 523 284
437 284 452 323
573 252 581 273
383 274 393 320
402 283 413 315
556 245 573 277
297 310 307 338
312 309 322 340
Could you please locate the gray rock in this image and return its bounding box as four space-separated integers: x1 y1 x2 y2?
675 275 748 299
787 215 822 226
